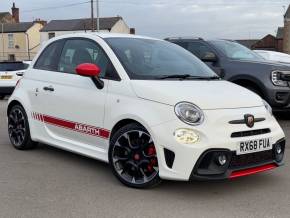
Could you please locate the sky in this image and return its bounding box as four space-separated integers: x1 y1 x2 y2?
1 0 290 39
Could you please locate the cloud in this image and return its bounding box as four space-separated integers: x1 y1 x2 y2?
1 0 286 39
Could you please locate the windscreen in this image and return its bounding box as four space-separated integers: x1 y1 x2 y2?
106 37 217 80
0 62 29 71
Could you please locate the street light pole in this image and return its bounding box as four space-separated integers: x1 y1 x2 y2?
96 0 100 32
1 23 4 61
91 0 95 32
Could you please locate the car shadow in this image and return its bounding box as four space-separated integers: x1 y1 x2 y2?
33 143 284 197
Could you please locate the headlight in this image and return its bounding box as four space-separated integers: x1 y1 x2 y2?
263 99 273 116
174 102 204 125
174 128 199 144
271 71 289 87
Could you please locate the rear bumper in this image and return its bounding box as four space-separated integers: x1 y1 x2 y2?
0 86 14 95
189 138 285 181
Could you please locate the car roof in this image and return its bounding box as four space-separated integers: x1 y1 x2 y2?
47 32 160 42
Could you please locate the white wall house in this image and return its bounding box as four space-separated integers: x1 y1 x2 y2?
40 17 131 43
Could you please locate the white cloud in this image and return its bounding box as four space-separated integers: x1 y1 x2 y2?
1 0 287 39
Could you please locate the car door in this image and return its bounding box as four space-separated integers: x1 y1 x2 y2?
30 38 116 150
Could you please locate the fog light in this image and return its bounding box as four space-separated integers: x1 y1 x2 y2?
276 144 282 154
174 128 199 144
217 154 227 166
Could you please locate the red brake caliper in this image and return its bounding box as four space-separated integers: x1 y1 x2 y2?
147 145 157 172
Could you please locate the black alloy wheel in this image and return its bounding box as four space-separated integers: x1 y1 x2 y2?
8 105 37 150
109 123 161 188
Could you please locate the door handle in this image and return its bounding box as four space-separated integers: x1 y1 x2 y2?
43 86 54 92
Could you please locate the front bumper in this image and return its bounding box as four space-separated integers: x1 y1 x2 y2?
189 138 285 180
150 106 285 181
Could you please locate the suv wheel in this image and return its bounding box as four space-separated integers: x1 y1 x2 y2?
109 123 161 188
8 105 38 150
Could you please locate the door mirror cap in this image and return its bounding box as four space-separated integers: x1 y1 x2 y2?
76 63 101 77
201 52 217 62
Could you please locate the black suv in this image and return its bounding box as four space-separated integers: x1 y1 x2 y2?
165 37 290 112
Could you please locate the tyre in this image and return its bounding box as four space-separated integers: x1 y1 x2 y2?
109 123 161 188
8 104 38 150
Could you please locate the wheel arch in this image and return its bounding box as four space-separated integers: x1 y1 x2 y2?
109 118 147 143
230 75 265 98
7 100 24 116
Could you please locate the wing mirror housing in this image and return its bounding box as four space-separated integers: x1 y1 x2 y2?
76 63 104 89
201 52 217 62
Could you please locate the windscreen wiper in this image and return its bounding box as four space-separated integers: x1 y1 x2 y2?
158 74 220 80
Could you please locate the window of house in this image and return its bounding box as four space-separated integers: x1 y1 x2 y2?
8 34 14 49
48 33 55 39
8 54 15 61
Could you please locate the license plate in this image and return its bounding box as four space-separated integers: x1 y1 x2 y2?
237 138 272 155
0 75 13 80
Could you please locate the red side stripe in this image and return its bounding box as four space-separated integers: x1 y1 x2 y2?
229 163 277 179
43 115 76 130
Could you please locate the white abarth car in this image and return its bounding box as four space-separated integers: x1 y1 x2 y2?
0 61 30 100
7 33 285 188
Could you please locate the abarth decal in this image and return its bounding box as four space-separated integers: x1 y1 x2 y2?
31 112 110 139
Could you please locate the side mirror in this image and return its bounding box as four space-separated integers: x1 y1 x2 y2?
75 63 104 89
76 63 101 77
201 52 217 62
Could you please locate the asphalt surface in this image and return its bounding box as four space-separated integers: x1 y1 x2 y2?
0 99 290 218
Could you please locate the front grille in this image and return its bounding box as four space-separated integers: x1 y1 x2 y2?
231 128 270 138
229 150 273 169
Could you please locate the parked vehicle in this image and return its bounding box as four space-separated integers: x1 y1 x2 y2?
0 61 30 100
254 50 290 64
165 37 290 112
7 33 285 188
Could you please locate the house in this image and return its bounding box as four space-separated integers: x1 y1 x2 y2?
40 17 132 42
283 5 290 54
0 22 44 61
0 3 19 24
0 3 45 61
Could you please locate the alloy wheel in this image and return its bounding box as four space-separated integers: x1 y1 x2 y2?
112 130 159 185
8 107 27 147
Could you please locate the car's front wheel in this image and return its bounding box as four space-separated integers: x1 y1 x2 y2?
109 123 161 188
8 105 38 150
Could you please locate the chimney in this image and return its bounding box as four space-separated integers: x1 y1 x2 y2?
33 18 47 26
12 2 19 23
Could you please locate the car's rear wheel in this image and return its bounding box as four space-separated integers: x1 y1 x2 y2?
8 105 38 150
109 123 161 188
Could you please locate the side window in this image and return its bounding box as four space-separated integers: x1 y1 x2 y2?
34 40 63 71
173 41 188 49
58 39 119 80
187 42 215 59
